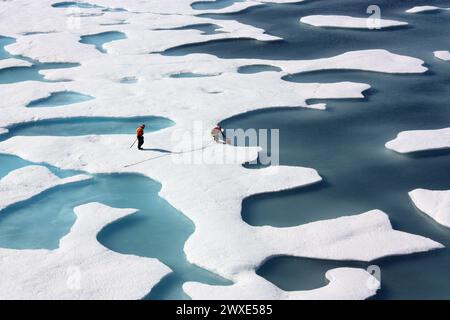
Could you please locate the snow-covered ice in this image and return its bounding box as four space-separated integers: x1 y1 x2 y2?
0 49 426 130
386 127 450 153
409 189 450 228
0 0 445 300
434 50 450 61
184 268 380 300
0 136 442 299
300 15 408 29
406 6 446 14
0 202 171 299
0 0 281 62
0 58 32 71
0 165 90 211
254 210 442 263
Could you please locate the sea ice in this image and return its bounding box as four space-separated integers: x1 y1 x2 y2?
434 50 450 61
0 165 90 211
0 136 442 300
0 49 425 130
0 58 32 71
184 268 379 300
386 127 450 153
300 15 407 29
406 6 443 14
0 202 171 299
0 0 444 300
409 189 450 228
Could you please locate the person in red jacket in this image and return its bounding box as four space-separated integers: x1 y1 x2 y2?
211 124 225 143
136 124 145 150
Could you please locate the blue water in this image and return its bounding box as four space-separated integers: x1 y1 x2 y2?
100 20 129 26
26 91 94 108
0 154 35 179
119 76 138 83
257 257 369 291
0 116 174 142
0 154 82 180
22 32 55 36
52 1 126 12
0 36 79 84
102 7 127 13
192 0 245 11
0 36 15 59
257 251 450 300
238 64 282 74
96 176 232 300
0 63 78 84
170 72 219 78
52 2 103 9
165 0 450 60
156 24 226 35
79 31 127 54
163 0 450 299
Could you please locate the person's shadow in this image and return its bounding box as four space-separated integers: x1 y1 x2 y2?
125 148 173 167
140 148 172 153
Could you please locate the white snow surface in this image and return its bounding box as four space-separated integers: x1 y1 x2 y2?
300 15 408 29
386 127 450 153
0 202 171 299
0 165 90 211
409 189 450 228
0 0 443 300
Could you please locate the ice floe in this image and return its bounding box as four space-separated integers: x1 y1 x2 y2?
0 58 32 71
406 6 445 14
0 165 90 211
386 127 450 153
183 210 441 300
299 15 408 29
4 32 102 63
184 268 379 300
409 189 450 228
271 49 426 74
434 50 450 61
0 202 171 299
